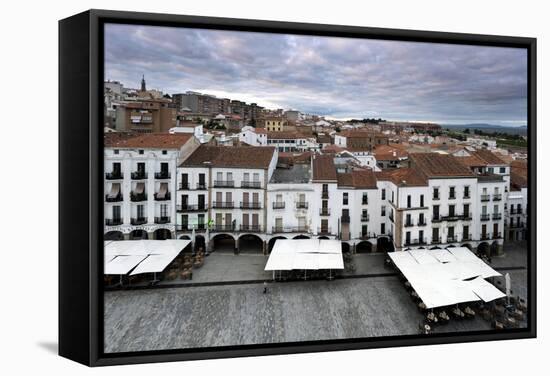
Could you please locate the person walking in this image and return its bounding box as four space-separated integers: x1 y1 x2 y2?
263 281 268 294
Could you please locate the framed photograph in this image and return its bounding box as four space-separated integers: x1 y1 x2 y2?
59 9 536 366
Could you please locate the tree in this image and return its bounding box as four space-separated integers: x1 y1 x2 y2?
463 128 470 134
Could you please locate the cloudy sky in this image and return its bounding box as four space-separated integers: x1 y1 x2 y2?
105 23 527 125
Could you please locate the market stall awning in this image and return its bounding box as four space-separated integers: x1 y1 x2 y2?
104 239 191 275
264 239 344 271
388 247 504 309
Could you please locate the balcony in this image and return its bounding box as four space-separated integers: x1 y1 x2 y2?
105 218 123 226
196 183 207 190
431 237 442 244
105 172 123 180
480 214 491 221
154 192 171 201
481 194 491 202
448 194 456 200
296 201 308 209
130 193 147 202
404 221 414 227
154 172 171 179
405 238 426 246
461 213 472 221
361 232 377 239
105 194 123 202
361 214 370 222
432 215 442 223
417 220 427 226
493 213 502 220
178 182 190 190
131 217 147 225
240 224 262 232
446 235 458 243
441 215 460 222
493 194 502 201
493 232 502 239
272 202 285 209
241 181 262 188
433 195 440 201
176 224 206 232
212 201 234 209
318 227 331 235
131 171 147 180
177 204 207 212
463 193 471 199
211 224 235 232
462 234 472 241
322 191 329 199
481 233 491 240
154 216 170 224
240 202 261 209
510 208 523 215
320 208 331 216
272 226 309 233
509 222 524 228
213 180 235 188
340 215 350 224
362 199 369 205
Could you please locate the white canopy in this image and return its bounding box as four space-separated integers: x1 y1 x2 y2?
389 247 503 309
264 239 344 271
104 239 191 275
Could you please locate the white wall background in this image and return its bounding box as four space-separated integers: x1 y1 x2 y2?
0 0 546 375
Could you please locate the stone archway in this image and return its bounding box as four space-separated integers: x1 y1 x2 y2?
293 234 310 240
105 231 124 241
318 236 330 240
356 241 373 253
377 236 394 252
194 235 206 253
341 242 351 253
238 234 264 253
477 242 490 257
490 241 500 256
461 243 473 251
154 228 172 240
130 229 148 240
212 234 236 253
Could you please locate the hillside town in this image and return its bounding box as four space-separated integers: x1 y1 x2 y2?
104 77 528 255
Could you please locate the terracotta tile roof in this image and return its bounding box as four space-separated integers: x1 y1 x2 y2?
104 132 139 147
312 155 337 181
322 145 347 154
181 145 276 169
337 169 378 189
338 130 386 138
458 154 488 168
372 144 408 160
511 160 528 178
510 172 527 190
410 153 474 178
376 168 428 187
267 131 312 139
105 133 194 149
474 149 507 165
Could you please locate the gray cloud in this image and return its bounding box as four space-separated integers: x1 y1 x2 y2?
105 24 527 125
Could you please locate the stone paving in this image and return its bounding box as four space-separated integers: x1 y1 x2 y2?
104 269 528 353
103 242 530 353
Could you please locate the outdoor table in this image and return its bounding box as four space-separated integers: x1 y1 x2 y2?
452 308 465 319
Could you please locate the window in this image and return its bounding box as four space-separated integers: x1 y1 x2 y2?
227 172 233 182
405 231 411 244
139 150 144 154
216 172 223 182
381 223 386 235
113 205 121 220
362 192 368 205
243 172 250 182
361 225 368 237
419 213 425 225
381 189 386 200
463 225 469 239
381 205 386 216
500 167 506 173
391 191 395 203
160 204 168 217
488 167 494 173
448 226 455 238
406 214 412 225
114 149 119 154
449 186 456 199
137 204 144 218
343 192 349 205
420 194 424 207
253 173 259 182
433 187 439 199
407 195 411 208
162 150 167 155
419 230 424 243
432 227 439 242
463 204 470 217
494 204 499 214
433 205 440 220
448 204 455 217
464 186 470 198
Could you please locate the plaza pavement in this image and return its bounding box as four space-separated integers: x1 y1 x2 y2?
103 242 530 353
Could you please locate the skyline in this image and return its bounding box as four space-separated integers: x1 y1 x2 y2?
105 24 528 126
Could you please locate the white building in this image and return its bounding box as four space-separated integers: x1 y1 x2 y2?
176 145 278 252
238 126 268 146
104 133 200 240
267 131 320 152
467 137 498 150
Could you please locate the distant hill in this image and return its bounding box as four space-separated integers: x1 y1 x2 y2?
443 123 528 136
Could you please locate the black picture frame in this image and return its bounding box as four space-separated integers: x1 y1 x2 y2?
59 9 537 367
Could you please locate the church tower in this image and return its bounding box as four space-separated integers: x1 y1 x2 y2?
140 75 146 92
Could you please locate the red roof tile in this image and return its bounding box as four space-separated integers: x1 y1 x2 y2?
312 155 337 181
181 145 276 169
410 153 473 177
105 133 194 149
